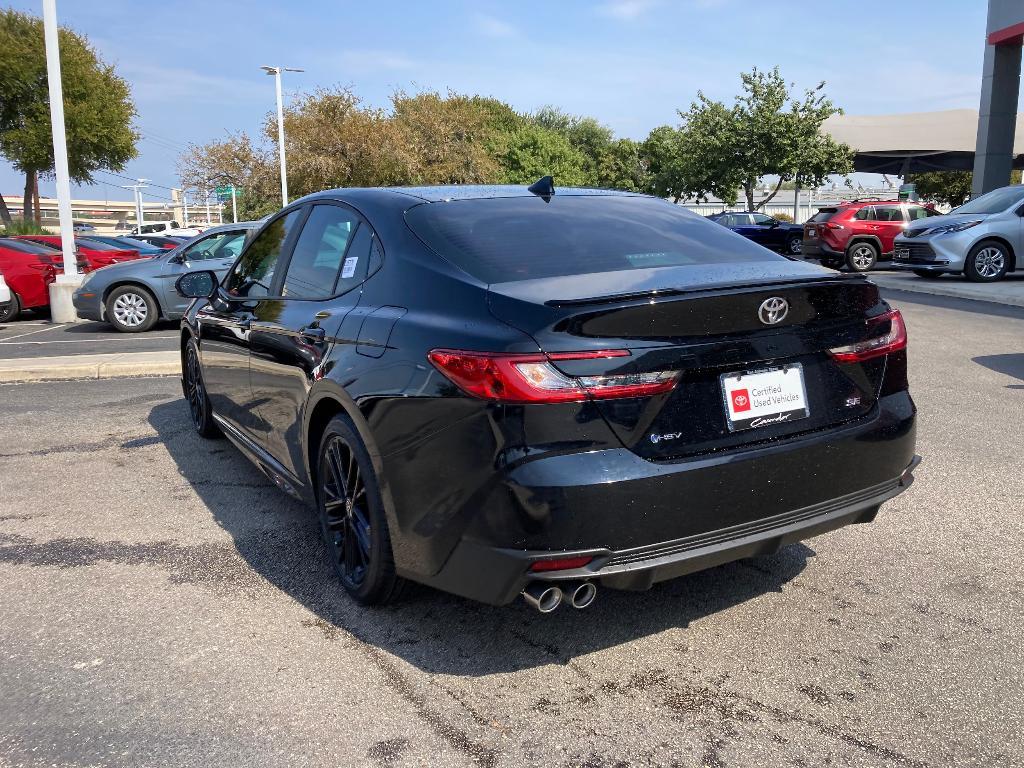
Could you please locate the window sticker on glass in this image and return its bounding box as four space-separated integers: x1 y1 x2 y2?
341 256 358 279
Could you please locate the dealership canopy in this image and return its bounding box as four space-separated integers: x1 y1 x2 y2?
822 109 1024 174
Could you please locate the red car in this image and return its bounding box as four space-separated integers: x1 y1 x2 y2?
802 200 942 272
13 234 141 272
0 245 58 322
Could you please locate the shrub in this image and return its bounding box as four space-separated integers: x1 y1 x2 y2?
0 219 52 235
772 212 794 222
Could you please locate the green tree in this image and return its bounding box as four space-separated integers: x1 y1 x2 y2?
0 8 137 223
496 123 591 186
679 67 851 210
177 132 279 220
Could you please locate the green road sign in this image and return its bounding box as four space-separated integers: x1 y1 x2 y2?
214 185 240 202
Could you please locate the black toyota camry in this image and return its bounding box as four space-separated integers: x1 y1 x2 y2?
176 181 918 612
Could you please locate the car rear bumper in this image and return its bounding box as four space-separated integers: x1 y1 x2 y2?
801 240 842 259
418 390 918 605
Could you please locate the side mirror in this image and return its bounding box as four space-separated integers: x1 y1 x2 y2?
770 220 780 228
175 270 218 299
167 253 184 264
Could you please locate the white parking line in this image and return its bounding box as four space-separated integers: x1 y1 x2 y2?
0 335 177 346
0 324 66 342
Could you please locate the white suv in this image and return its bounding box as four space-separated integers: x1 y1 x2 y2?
129 221 203 238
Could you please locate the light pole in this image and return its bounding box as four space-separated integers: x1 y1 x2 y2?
42 0 81 321
261 65 303 208
124 179 148 231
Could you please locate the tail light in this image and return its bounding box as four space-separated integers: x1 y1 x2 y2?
829 309 907 363
824 222 845 231
427 349 678 403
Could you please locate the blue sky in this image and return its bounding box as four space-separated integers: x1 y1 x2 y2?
1 0 996 204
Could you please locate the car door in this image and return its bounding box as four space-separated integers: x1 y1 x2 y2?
724 213 753 241
197 209 302 439
873 205 906 255
247 202 375 480
750 213 782 247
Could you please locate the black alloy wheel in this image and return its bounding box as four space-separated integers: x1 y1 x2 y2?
786 235 802 255
184 339 219 437
317 416 403 604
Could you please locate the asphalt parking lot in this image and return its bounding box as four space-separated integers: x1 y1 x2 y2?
1 292 1022 767
0 318 178 359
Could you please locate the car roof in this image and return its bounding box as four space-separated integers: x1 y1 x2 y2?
301 185 647 205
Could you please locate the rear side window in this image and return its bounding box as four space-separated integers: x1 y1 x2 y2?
405 196 780 284
874 205 905 222
810 209 837 223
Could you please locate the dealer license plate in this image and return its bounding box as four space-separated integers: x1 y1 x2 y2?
806 227 816 238
894 248 910 261
720 365 809 432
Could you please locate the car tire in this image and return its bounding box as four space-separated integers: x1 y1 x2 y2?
912 270 943 279
964 241 1009 283
0 292 21 323
846 241 878 272
183 338 220 438
785 235 802 256
106 285 158 333
317 415 405 606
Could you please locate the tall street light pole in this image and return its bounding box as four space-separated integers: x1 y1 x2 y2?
261 65 303 208
41 0 80 322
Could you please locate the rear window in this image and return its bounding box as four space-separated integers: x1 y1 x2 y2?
404 195 779 283
809 208 838 223
0 238 59 254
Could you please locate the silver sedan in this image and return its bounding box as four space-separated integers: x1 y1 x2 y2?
73 222 259 332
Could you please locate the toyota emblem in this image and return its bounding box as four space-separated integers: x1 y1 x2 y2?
758 297 789 325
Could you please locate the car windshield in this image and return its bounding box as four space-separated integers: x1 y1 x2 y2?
113 237 156 249
950 186 1024 215
405 195 780 284
0 238 60 254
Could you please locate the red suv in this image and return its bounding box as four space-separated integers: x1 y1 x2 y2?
802 200 941 272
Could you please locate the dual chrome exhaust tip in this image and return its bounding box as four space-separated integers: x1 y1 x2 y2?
522 580 597 613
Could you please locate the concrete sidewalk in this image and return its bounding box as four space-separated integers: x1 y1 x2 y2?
870 271 1024 307
0 350 179 383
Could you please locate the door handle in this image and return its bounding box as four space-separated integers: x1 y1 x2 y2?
300 325 326 342
237 317 251 330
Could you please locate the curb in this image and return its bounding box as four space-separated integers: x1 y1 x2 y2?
0 351 180 384
869 274 1024 309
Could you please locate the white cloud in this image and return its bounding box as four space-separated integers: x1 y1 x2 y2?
475 14 518 39
598 0 660 20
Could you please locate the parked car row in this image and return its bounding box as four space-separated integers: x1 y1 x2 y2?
0 232 191 322
711 184 1024 282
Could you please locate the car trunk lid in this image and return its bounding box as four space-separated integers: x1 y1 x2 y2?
488 267 890 461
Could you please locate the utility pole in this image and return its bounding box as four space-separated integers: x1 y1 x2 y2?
205 190 211 225
230 185 237 223
42 0 80 321
182 192 190 226
261 65 303 207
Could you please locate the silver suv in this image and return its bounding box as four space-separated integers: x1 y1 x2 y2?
73 221 259 332
892 184 1024 282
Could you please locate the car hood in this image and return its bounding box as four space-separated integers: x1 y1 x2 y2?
903 212 987 235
